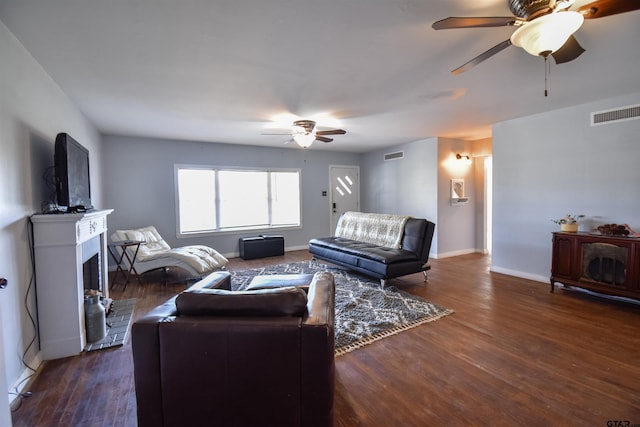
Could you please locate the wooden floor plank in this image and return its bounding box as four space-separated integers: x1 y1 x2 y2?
11 251 640 426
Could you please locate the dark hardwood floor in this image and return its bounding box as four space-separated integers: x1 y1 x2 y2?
11 251 640 426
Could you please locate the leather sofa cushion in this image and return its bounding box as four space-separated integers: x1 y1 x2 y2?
176 287 308 317
309 237 418 264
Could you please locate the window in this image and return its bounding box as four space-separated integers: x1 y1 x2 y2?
175 165 301 235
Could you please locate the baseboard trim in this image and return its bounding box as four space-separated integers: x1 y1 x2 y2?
8 353 42 407
432 248 481 259
490 265 548 284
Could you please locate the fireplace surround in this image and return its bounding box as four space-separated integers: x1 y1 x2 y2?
32 209 113 359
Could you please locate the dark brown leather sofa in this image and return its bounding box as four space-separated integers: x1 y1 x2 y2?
131 270 335 427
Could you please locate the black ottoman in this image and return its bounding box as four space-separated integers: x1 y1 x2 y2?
239 235 284 260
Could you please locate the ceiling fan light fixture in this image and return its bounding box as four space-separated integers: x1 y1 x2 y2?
510 11 584 57
292 131 315 148
291 120 316 148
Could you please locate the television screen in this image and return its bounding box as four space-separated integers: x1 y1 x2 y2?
55 133 92 212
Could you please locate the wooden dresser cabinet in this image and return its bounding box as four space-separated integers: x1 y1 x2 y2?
550 231 640 300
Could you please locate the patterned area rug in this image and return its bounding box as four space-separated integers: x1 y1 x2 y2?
230 260 453 356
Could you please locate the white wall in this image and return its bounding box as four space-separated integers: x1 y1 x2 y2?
492 92 640 282
0 20 102 405
102 135 361 256
360 138 439 254
360 136 489 258
436 137 476 258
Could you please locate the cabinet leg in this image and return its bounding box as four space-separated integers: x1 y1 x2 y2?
549 279 555 293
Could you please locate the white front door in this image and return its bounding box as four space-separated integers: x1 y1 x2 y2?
329 165 360 233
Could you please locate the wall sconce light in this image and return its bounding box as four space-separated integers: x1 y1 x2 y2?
456 153 472 165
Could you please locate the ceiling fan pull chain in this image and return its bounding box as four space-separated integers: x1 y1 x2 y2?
544 55 549 97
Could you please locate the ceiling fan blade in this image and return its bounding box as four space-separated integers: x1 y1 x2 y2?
315 129 346 136
451 39 512 75
315 136 333 143
432 16 519 30
551 35 585 64
578 0 640 19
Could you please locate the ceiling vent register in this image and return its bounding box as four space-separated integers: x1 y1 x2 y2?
591 104 640 126
384 151 404 161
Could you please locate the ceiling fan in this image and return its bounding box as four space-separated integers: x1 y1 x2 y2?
432 0 640 75
263 120 346 148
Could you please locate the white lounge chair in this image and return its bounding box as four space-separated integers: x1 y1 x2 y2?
110 225 228 278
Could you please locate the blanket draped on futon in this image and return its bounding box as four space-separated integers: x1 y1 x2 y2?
334 212 410 249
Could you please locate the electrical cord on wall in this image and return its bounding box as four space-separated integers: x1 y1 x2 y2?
10 218 40 411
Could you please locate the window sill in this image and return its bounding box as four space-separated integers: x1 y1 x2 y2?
177 224 302 239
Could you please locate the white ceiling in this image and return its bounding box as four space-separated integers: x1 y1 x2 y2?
1 0 639 152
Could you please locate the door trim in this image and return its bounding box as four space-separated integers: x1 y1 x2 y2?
329 165 360 234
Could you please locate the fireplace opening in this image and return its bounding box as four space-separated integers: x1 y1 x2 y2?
581 243 627 287
83 253 100 291
81 236 111 340
82 236 102 292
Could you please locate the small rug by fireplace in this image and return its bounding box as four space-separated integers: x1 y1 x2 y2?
230 261 453 356
85 298 136 352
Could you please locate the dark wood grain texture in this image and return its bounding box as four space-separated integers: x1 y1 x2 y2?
12 251 640 426
550 231 640 299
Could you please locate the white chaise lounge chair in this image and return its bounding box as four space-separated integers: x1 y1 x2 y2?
110 225 228 278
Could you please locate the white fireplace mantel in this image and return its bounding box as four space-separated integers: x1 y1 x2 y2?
31 209 113 360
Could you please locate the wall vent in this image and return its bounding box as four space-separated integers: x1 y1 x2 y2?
591 104 640 126
384 151 404 161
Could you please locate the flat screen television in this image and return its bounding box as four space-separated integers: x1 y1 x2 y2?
55 132 93 212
